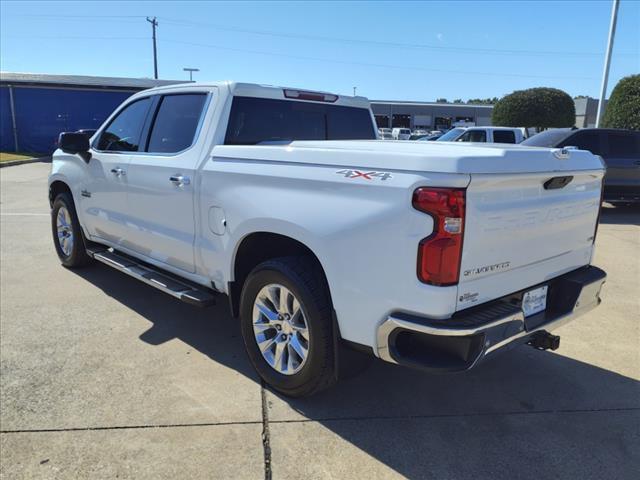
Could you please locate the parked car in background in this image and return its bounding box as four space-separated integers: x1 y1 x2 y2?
409 130 430 140
392 128 411 140
378 128 393 140
417 131 444 141
435 127 466 142
522 128 640 205
437 127 524 144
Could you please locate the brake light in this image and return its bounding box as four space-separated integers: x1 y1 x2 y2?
283 89 338 103
413 187 466 286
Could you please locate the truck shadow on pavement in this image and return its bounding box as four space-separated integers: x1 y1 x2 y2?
600 204 640 226
71 266 640 479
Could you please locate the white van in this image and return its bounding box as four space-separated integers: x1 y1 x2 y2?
392 128 411 140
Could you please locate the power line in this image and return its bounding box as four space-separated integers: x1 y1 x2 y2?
159 38 597 80
2 30 597 80
13 14 147 18
157 16 637 58
0 32 602 80
3 35 147 40
6 13 636 58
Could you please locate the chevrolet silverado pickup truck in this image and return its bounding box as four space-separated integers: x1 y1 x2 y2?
49 82 607 397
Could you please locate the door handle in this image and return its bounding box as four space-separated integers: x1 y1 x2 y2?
110 167 126 177
169 174 190 186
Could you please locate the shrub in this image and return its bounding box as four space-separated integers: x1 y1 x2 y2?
601 74 640 130
492 87 575 129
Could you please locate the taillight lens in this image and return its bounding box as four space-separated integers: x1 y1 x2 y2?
413 187 466 286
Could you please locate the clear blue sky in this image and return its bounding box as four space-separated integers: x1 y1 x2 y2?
1 0 638 101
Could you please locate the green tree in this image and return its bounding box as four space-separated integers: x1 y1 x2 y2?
453 99 463 104
601 74 640 131
436 98 448 103
492 87 575 129
467 97 498 105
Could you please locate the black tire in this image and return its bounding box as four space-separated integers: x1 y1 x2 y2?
239 256 336 397
51 192 92 268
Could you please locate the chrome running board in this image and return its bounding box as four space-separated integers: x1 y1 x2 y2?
87 246 216 307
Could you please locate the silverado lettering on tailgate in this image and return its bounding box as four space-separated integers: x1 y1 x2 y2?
463 261 511 278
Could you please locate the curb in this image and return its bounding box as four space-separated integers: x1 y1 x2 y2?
0 157 50 168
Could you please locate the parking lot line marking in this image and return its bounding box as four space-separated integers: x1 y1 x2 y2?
0 213 49 216
261 381 273 480
0 419 262 434
2 406 638 435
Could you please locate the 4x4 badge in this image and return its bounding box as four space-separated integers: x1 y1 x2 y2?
336 170 392 181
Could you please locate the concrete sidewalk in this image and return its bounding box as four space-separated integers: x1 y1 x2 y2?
1 163 638 479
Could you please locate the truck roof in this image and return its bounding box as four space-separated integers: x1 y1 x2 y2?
129 81 371 109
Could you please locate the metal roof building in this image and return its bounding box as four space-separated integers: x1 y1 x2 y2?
370 100 494 131
0 72 186 153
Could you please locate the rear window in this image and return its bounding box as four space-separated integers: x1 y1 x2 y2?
493 130 516 144
224 96 376 145
607 132 640 158
560 131 603 155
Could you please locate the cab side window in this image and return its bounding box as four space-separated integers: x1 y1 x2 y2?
493 130 516 144
607 132 640 159
96 98 152 152
561 131 603 156
457 130 486 142
147 94 207 154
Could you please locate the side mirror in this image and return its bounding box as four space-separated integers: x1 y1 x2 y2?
76 129 98 139
58 132 91 163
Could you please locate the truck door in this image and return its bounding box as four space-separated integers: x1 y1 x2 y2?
601 130 640 200
123 92 211 273
82 97 154 246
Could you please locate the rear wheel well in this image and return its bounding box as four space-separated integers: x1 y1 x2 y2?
49 181 72 208
229 232 330 318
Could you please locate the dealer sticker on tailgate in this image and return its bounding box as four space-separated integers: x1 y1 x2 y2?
522 286 548 317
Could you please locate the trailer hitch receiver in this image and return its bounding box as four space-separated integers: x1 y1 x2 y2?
528 332 560 351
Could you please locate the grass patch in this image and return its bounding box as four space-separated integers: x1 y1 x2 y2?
0 152 40 163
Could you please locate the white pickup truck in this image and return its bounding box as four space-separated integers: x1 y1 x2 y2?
49 82 607 397
437 126 525 144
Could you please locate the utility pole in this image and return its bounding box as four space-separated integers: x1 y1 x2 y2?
146 16 159 79
596 0 619 127
353 86 357 96
183 67 199 82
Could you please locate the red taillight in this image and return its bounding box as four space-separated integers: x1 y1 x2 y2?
413 187 466 286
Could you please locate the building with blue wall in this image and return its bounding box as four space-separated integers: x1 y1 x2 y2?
0 72 183 153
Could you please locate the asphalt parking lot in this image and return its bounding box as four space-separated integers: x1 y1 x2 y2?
1 162 638 479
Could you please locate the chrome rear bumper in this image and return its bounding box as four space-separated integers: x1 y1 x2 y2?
376 266 606 372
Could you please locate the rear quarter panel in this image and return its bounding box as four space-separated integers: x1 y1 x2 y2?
197 152 470 348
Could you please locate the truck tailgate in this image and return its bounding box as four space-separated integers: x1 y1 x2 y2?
456 169 604 311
